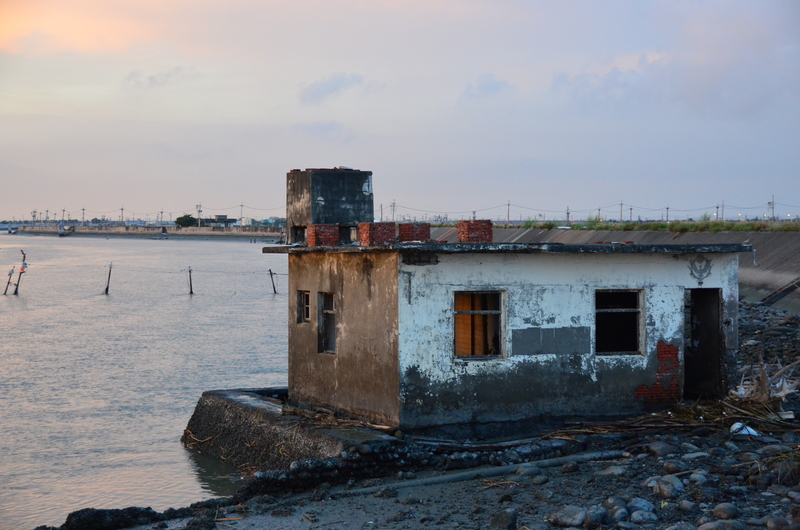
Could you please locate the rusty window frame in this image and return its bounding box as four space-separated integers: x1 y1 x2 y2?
595 289 644 355
454 291 504 358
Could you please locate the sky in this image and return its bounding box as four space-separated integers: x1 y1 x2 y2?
1 0 799 223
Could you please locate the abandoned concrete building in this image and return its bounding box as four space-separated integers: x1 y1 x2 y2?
265 168 750 432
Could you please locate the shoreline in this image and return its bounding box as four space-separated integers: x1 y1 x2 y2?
13 225 283 240
34 301 800 530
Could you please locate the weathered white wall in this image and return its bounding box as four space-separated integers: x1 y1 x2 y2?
396 251 739 427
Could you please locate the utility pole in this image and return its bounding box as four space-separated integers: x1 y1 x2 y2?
620 202 623 223
716 204 719 220
82 208 85 225
196 204 203 227
391 200 396 222
61 209 65 222
380 204 383 222
721 201 725 221
769 195 775 221
240 203 244 220
121 207 124 225
629 207 633 222
566 207 570 222
666 207 670 223
507 201 510 228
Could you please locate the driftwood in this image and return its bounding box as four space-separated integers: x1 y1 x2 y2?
734 354 800 403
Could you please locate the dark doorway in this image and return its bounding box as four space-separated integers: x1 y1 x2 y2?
684 288 724 399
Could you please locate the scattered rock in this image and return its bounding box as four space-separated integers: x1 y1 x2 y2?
61 507 163 530
183 511 216 530
655 474 686 498
682 452 711 461
759 445 793 456
546 505 587 527
713 502 740 519
698 523 725 530
596 465 626 476
374 486 398 498
489 508 517 530
766 517 790 530
664 459 689 473
627 497 655 513
560 461 580 473
630 510 659 523
583 505 610 529
649 441 676 457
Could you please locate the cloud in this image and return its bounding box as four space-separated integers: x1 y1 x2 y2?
462 73 512 99
551 53 666 111
293 121 354 143
551 6 800 118
123 67 195 89
300 73 364 105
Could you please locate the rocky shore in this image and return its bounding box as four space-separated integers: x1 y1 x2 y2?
35 301 800 530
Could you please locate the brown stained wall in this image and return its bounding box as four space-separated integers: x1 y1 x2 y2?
286 172 312 243
288 252 401 425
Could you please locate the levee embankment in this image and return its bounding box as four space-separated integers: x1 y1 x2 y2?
18 225 282 239
433 228 800 313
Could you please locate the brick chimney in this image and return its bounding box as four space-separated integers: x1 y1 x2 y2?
359 222 396 246
456 220 493 243
398 223 431 242
307 224 339 246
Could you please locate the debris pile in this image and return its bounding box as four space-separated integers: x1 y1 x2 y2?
737 301 800 405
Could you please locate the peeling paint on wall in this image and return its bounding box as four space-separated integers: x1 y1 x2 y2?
635 342 680 405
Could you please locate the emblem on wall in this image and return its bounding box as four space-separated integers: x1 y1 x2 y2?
688 255 713 286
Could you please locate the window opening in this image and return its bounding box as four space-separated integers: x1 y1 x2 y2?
454 291 502 357
595 290 642 355
318 292 336 353
297 290 310 323
291 226 306 244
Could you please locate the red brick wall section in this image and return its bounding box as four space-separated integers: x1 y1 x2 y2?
635 341 680 405
307 224 339 247
457 220 493 243
359 222 396 246
398 223 431 242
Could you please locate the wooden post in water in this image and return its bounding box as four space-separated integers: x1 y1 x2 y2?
268 269 277 294
104 263 113 295
13 250 26 295
188 266 194 295
4 266 15 295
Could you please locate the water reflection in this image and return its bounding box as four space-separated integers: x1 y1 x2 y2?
184 446 246 497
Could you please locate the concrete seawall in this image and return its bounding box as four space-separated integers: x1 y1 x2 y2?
18 225 283 239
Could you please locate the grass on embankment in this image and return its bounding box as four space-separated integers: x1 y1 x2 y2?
510 219 800 233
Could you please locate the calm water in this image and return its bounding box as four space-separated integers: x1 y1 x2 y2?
0 235 288 529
